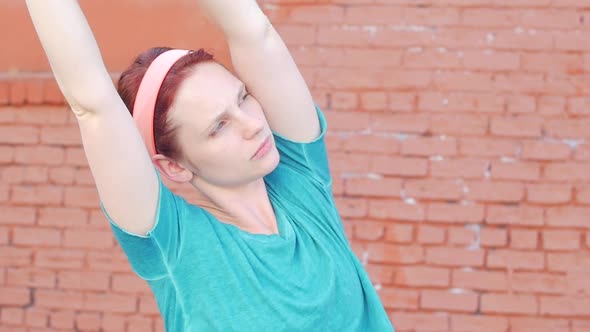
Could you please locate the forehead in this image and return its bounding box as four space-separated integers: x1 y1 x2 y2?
169 62 240 127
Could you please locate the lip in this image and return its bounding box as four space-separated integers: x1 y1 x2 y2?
251 135 272 160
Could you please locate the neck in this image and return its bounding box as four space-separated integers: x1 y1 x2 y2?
189 177 278 235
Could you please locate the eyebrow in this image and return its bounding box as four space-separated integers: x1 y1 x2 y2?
203 83 246 136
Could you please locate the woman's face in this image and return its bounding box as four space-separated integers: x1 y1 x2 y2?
168 62 280 187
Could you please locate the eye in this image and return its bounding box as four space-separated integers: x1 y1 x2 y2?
240 92 250 104
210 121 227 137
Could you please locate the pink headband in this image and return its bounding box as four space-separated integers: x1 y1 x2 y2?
133 49 190 158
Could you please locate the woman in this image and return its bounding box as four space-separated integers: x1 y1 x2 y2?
26 1 395 331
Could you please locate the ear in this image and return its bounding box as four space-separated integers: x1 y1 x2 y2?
152 154 194 183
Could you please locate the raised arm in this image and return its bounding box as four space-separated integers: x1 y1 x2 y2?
26 0 159 235
197 0 321 142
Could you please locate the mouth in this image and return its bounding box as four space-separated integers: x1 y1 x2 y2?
251 135 272 160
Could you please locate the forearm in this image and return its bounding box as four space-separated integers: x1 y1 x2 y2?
26 0 115 114
196 0 270 42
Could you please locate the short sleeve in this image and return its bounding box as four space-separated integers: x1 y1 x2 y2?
271 104 332 188
100 169 182 280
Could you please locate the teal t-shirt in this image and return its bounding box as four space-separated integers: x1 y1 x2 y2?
101 105 394 332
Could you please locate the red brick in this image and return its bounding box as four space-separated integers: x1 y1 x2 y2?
430 114 488 135
487 250 544 270
325 111 369 131
384 224 414 243
14 106 68 125
494 73 546 94
466 181 524 203
374 30 434 48
354 222 385 241
34 249 85 270
38 207 88 228
276 24 315 46
481 228 508 247
545 119 590 139
419 92 504 113
86 250 133 273
404 48 462 69
460 138 519 157
11 185 63 205
102 313 126 332
365 264 395 285
481 294 537 315
345 178 402 198
523 52 583 75
487 205 543 226
42 79 65 104
0 227 7 244
540 295 590 316
1 166 49 184
0 125 39 144
330 152 371 174
575 144 590 161
40 126 82 146
379 287 419 310
0 82 8 105
463 50 520 71
10 80 26 105
139 295 160 315
426 247 485 267
427 202 484 224
417 225 445 244
334 198 367 218
50 310 75 329
401 136 457 156
491 115 543 138
0 286 31 306
35 289 84 310
405 179 464 200
360 92 387 111
510 229 539 249
421 290 478 312
63 229 114 249
371 113 429 134
546 207 590 228
25 308 49 328
547 252 590 273
451 314 508 332
317 26 370 47
506 95 536 114
370 156 428 176
577 185 590 204
64 147 89 166
288 5 344 23
6 268 56 288
542 230 581 250
433 71 494 92
367 243 424 264
76 312 102 331
128 316 153 332
14 146 65 166
58 271 110 291
544 162 590 181
511 272 567 294
64 186 100 208
394 266 450 287
494 29 553 51
490 161 541 181
430 158 489 179
340 135 400 154
511 317 570 332
0 206 36 225
389 312 449 332
0 247 32 267
461 8 520 27
453 270 508 291
0 307 24 325
12 227 61 247
449 227 477 246
84 293 138 314
389 92 416 112
0 146 14 164
527 184 572 204
539 96 566 115
369 200 425 221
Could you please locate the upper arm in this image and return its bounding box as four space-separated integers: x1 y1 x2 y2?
227 20 321 143
76 93 160 236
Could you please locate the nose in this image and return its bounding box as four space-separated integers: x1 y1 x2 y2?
238 109 264 140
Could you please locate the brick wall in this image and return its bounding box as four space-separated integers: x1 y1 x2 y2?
1 0 590 331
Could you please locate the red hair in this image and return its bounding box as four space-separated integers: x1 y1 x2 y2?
117 47 215 160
